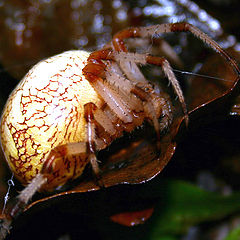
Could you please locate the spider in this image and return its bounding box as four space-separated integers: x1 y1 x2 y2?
0 22 239 239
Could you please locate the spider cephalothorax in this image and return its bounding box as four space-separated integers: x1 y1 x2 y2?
0 22 239 239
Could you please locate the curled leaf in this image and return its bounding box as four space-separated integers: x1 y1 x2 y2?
187 48 240 116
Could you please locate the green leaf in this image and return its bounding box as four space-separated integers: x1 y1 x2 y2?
224 225 240 240
98 179 240 240
148 180 240 238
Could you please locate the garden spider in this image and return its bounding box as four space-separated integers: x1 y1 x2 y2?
0 22 239 239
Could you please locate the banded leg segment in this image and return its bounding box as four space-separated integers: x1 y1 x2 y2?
112 51 188 125
90 48 186 125
111 22 240 124
83 102 123 176
112 22 240 77
83 49 177 134
84 103 100 176
146 55 188 124
140 23 240 76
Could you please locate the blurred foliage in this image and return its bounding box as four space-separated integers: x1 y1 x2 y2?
224 225 240 240
8 179 240 240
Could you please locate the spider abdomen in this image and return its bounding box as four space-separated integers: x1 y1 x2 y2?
0 50 103 185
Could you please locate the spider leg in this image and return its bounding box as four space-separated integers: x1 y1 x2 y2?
112 51 188 125
2 102 124 234
105 62 173 132
111 23 240 124
112 23 240 77
1 141 89 234
140 23 240 72
84 102 101 178
83 50 173 138
146 54 188 125
83 53 135 124
83 51 160 134
112 30 188 125
123 38 183 68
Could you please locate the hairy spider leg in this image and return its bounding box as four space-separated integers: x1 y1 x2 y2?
112 51 185 126
84 103 101 178
111 22 240 123
166 23 240 77
113 22 240 76
83 49 171 139
112 26 188 125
